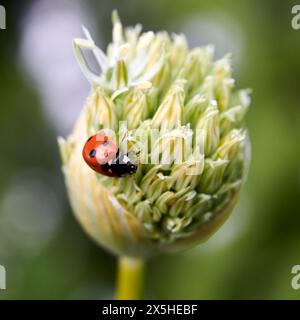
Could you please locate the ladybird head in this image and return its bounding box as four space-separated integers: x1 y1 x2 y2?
82 132 118 171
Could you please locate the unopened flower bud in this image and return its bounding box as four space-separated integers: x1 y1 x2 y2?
59 11 251 257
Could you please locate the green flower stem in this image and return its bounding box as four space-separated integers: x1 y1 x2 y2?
116 256 145 300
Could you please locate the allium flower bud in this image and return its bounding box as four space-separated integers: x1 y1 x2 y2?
59 11 251 258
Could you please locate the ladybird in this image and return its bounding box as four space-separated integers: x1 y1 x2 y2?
82 132 137 177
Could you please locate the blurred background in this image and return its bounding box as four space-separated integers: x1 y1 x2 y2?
0 0 299 299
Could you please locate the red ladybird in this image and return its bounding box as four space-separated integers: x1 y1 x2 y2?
82 132 137 177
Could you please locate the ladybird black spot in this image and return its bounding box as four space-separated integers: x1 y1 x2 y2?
89 149 96 158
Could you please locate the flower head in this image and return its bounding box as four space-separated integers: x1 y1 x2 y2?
59 11 251 257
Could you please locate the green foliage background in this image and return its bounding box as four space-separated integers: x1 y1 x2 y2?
0 0 299 299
